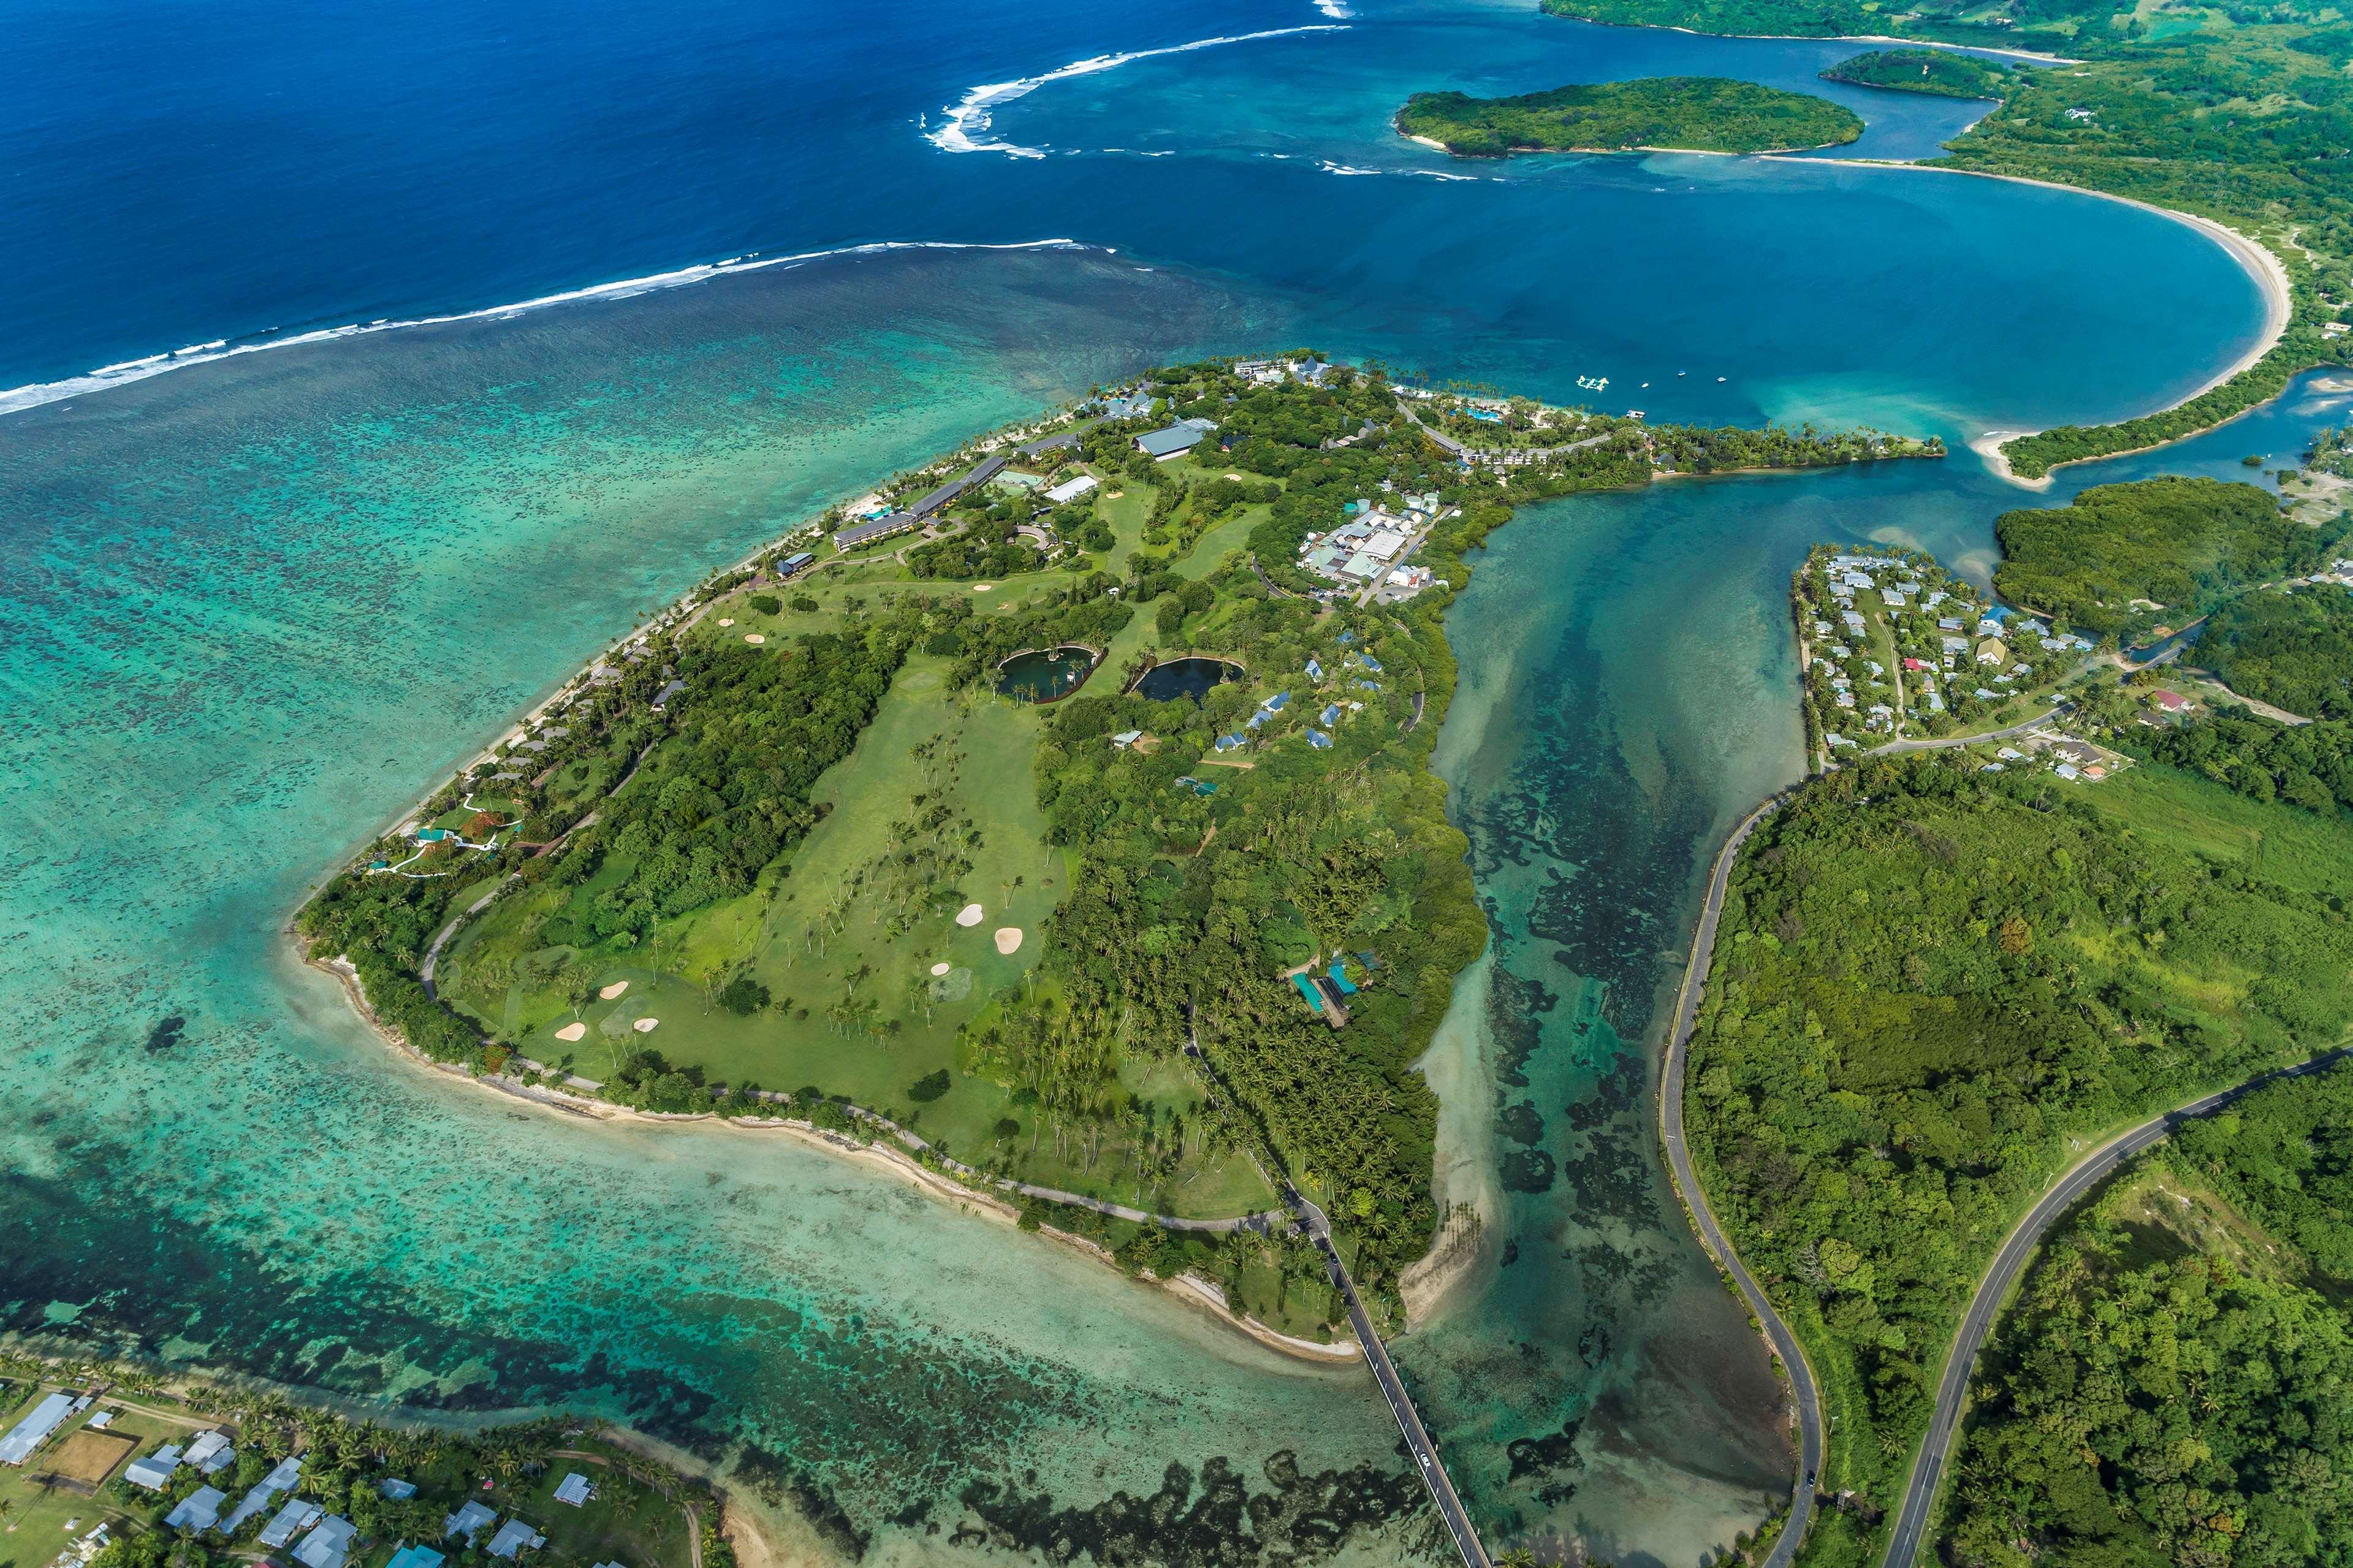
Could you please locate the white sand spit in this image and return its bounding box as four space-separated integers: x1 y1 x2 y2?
994 927 1024 955
930 961 952 977
599 980 631 1000
956 902 985 927
554 1021 587 1042
633 1016 661 1033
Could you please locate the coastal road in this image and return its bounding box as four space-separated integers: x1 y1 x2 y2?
1879 1045 2353 1568
1286 1188 1490 1568
1659 790 1820 1568
1179 1032 1489 1568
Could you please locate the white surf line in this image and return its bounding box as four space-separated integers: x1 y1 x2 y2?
927 25 1348 158
0 238 1095 421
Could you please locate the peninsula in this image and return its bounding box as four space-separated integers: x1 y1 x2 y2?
1395 77 1863 157
296 357 1937 1351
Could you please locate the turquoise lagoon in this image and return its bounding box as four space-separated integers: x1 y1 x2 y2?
0 0 2306 1562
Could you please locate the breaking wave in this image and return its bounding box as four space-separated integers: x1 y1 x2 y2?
928 25 1347 158
0 240 1095 419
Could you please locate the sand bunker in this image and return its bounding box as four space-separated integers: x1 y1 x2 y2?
633 1016 660 1033
718 617 734 627
972 584 992 592
955 902 984 927
599 980 630 1000
554 1021 587 1042
994 927 1024 955
744 633 766 644
930 961 952 977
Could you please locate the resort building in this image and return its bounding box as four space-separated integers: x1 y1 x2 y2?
124 1444 185 1491
1136 418 1217 460
831 511 919 552
294 1516 359 1568
487 1521 548 1560
165 1488 228 1532
1044 473 1098 504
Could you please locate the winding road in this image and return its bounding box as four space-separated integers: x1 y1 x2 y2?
1659 791 1820 1568
1877 1045 2353 1567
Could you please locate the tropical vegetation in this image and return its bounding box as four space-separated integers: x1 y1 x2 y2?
1990 477 2338 642
2197 584 2353 720
1396 76 1863 157
1681 751 2353 1565
1817 48 2013 98
1947 1064 2353 1567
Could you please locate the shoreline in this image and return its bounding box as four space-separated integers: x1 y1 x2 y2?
1797 159 2295 489
302 948 1358 1366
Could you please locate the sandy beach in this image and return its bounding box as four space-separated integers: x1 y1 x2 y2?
1809 162 2296 489
303 949 1356 1364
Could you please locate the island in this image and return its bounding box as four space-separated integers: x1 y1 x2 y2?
1394 76 1863 158
1817 47 2012 99
295 356 1937 1357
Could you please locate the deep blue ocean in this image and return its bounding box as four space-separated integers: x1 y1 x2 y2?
0 1 2304 1563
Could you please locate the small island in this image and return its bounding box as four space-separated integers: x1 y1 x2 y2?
1819 47 2013 99
1395 75 1864 158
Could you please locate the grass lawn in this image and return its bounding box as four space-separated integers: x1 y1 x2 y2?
2069 756 2353 904
0 1382 203 1558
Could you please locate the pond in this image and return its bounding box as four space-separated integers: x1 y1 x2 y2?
1131 656 1242 703
995 645 1098 702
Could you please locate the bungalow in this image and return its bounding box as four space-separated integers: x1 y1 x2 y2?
1044 473 1098 505
1306 729 1332 749
554 1474 595 1509
260 1502 326 1550
1975 638 2007 665
1937 617 1964 631
1101 392 1154 420
295 1517 359 1568
185 1431 235 1476
1305 656 1324 679
124 1445 185 1491
166 1489 228 1533
1320 702 1342 726
1355 652 1383 674
2150 689 2192 713
1901 658 1932 672
445 1502 499 1545
487 1521 545 1561
219 1456 302 1535
1109 730 1144 748
2055 763 2080 780
386 1548 447 1568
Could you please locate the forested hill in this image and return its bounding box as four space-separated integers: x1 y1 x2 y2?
1949 1065 2353 1564
1682 753 2353 1564
1395 77 1863 157
1817 48 2013 98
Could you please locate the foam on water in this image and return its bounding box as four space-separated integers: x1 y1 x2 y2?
0 241 1091 419
927 26 1348 158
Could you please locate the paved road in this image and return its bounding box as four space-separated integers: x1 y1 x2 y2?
1286 1189 1489 1568
1862 707 2059 758
1879 1045 2353 1567
1179 1036 1489 1568
1659 791 1820 1568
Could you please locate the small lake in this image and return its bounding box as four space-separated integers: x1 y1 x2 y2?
1131 656 1241 702
995 645 1097 702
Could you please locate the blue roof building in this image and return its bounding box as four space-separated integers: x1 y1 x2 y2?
1326 961 1358 995
1305 657 1323 679
1306 729 1332 749
1320 703 1342 726
387 1548 447 1568
1263 691 1290 712
1356 653 1384 674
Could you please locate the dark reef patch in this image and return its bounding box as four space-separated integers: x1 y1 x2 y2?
1505 1418 1585 1485
1498 1148 1556 1195
955 1452 1433 1567
1497 1102 1545 1146
143 1014 187 1052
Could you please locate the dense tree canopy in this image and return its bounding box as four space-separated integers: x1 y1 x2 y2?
1395 77 1863 157
2198 584 2353 720
1991 478 2328 641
